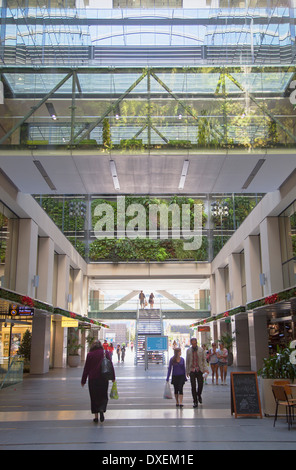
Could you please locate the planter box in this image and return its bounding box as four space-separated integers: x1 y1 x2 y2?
260 378 291 417
68 355 81 367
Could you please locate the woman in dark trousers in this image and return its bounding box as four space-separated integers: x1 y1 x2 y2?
166 348 187 407
81 341 115 423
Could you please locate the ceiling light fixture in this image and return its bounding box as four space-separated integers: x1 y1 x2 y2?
45 102 58 121
178 159 189 190
109 160 120 190
33 160 57 190
242 159 265 189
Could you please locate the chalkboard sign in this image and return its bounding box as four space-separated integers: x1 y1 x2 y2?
231 372 262 418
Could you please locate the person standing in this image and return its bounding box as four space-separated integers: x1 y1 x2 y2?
121 343 126 362
107 342 114 359
166 348 187 407
139 290 146 309
217 342 228 385
149 292 155 308
186 337 207 408
116 344 121 363
208 342 219 385
81 341 115 423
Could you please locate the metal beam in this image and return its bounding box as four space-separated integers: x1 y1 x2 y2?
225 72 296 144
0 71 73 144
72 69 148 145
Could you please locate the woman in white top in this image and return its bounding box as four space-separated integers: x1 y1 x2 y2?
207 342 219 385
217 342 228 385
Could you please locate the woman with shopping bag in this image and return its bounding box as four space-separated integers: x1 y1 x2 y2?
166 348 187 407
81 341 115 423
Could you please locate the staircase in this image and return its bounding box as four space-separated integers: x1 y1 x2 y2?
135 309 164 365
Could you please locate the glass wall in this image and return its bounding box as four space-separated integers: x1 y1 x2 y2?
279 200 296 289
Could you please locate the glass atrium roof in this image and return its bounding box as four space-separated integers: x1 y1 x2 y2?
1 5 296 66
0 3 295 149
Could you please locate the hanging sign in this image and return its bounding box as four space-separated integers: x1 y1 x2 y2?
9 304 34 317
61 318 79 328
198 326 210 332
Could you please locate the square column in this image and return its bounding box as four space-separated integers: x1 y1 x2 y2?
228 253 243 308
30 313 51 374
73 269 83 315
36 237 54 304
232 315 250 368
248 311 269 371
55 254 70 310
244 235 262 303
15 219 38 297
260 217 283 296
215 267 226 314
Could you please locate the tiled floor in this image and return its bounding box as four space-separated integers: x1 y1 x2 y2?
0 350 295 451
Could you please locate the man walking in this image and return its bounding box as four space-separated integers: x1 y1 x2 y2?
186 337 207 408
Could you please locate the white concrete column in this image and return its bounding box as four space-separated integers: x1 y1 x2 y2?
228 253 243 308
15 218 38 297
52 319 67 368
30 312 51 374
215 267 226 314
73 269 83 315
244 235 262 303
36 237 54 304
209 274 216 315
210 321 218 343
55 254 70 310
260 217 283 296
248 311 269 371
232 315 250 368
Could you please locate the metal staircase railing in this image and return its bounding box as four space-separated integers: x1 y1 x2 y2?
135 305 164 366
0 356 24 390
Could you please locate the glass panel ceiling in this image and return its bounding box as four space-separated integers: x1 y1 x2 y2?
3 70 293 95
1 5 296 66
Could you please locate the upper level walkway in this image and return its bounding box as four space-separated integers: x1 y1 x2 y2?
0 349 295 452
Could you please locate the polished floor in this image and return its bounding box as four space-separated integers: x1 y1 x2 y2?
0 350 296 451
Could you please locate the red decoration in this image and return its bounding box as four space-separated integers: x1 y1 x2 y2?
21 296 34 307
70 312 77 318
264 294 279 305
223 311 229 317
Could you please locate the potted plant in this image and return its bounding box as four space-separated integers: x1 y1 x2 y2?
67 330 82 367
18 329 32 373
258 346 296 416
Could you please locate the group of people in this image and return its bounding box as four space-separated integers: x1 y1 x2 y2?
139 290 155 308
81 337 229 424
166 338 229 408
206 341 229 386
102 340 128 363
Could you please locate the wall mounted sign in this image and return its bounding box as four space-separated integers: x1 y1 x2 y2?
146 336 168 351
9 304 34 317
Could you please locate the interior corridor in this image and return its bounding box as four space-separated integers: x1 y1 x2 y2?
0 349 295 451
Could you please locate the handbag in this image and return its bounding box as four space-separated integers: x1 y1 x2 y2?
101 351 113 380
163 381 173 399
110 381 119 399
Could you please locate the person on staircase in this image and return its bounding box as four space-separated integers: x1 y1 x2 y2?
149 292 155 308
139 290 146 309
